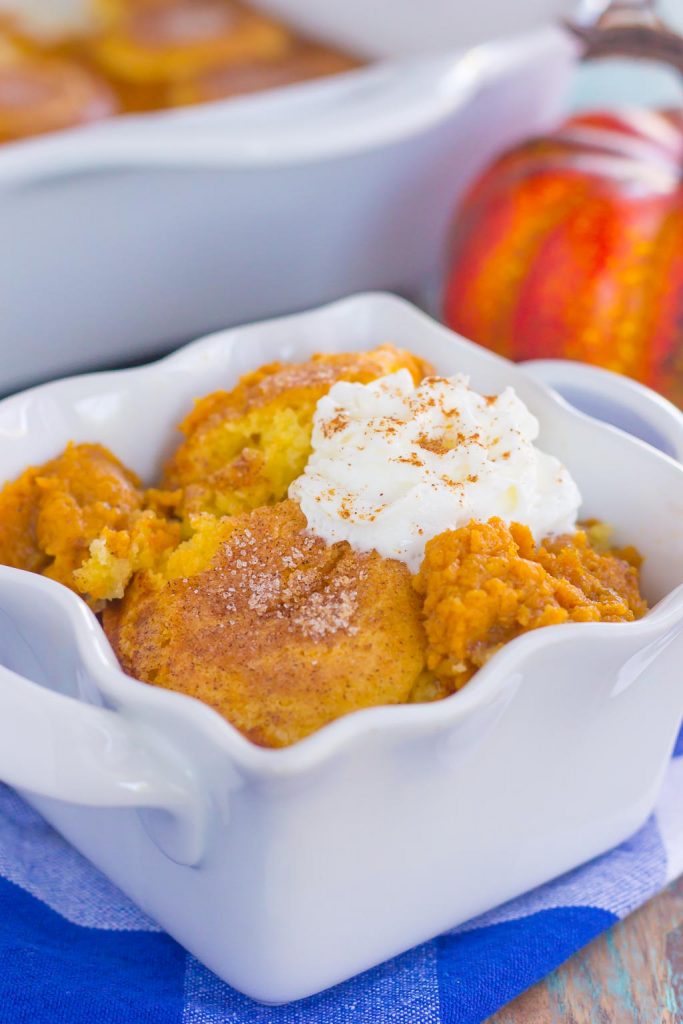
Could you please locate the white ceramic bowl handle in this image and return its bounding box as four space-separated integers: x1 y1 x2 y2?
0 570 205 866
0 663 205 866
521 359 683 463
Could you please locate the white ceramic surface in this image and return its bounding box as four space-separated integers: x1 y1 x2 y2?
0 0 577 53
2 294 683 1003
253 0 577 57
0 20 576 393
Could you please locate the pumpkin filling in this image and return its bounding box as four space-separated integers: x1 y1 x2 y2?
414 517 645 699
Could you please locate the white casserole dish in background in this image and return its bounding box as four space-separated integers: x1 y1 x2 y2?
253 0 578 56
0 2 577 394
1 294 683 1002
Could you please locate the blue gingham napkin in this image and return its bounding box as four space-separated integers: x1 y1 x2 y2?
0 729 681 1024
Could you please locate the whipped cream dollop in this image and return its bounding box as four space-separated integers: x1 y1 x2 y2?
289 370 581 573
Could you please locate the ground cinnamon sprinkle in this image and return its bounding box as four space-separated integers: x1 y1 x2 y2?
322 413 350 438
418 434 449 455
395 453 424 467
293 580 359 640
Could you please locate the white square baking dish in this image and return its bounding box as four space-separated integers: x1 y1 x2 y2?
1 294 682 1003
0 2 577 393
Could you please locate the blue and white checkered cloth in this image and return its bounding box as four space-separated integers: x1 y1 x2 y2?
1 728 682 1023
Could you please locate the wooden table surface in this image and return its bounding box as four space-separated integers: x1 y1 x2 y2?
487 874 683 1023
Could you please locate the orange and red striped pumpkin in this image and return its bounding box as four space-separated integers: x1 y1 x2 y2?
444 109 683 405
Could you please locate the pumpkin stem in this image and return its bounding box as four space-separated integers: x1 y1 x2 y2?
567 0 683 76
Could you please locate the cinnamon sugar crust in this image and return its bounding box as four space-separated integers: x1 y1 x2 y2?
104 500 427 747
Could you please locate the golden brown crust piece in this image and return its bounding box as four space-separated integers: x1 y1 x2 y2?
162 345 433 520
414 517 647 694
104 500 427 747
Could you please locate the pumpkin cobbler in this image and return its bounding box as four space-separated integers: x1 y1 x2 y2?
0 0 362 144
0 345 648 746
